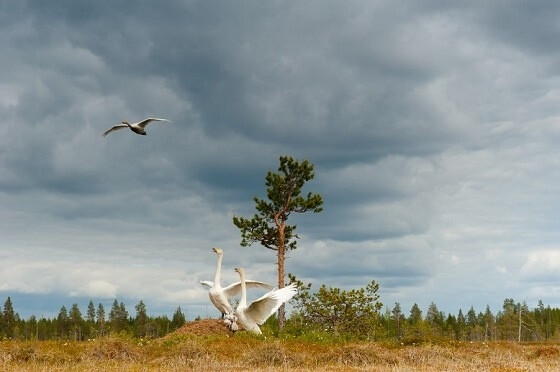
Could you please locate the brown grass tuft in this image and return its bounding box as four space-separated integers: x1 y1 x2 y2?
530 345 559 359
244 342 303 368
0 341 85 365
88 336 141 362
148 338 214 369
0 343 38 363
318 344 381 367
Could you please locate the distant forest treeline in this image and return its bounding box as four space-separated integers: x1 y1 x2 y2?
377 299 560 343
0 297 187 341
0 295 558 342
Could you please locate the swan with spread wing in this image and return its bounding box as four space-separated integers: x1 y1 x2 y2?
200 248 272 320
232 267 297 334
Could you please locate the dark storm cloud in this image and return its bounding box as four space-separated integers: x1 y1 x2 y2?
18 1 460 161
472 1 560 56
3 1 465 204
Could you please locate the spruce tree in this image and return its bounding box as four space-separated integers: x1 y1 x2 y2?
408 303 424 340
96 303 106 336
86 301 96 324
171 306 186 330
409 303 422 324
426 302 444 337
456 309 466 340
484 305 495 341
3 297 15 339
57 306 69 339
109 300 120 332
119 302 129 324
69 304 83 341
134 300 148 337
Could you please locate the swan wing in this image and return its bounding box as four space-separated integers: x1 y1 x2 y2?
244 284 297 325
222 280 273 298
102 124 128 137
136 117 171 129
200 280 214 289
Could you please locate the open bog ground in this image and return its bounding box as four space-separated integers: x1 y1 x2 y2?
0 320 558 371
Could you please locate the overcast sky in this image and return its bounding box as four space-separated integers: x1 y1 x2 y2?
1 1 559 320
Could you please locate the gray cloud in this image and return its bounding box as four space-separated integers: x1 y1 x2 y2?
1 1 560 318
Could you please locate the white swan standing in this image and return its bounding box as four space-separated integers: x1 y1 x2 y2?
233 267 297 334
102 117 171 137
200 248 272 320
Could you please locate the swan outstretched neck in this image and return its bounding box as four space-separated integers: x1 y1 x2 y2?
200 248 273 319
233 267 297 334
102 117 171 137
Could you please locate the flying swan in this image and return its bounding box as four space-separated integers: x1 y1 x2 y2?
200 248 272 320
232 267 297 334
102 117 171 137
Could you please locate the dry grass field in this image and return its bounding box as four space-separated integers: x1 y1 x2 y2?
0 319 558 371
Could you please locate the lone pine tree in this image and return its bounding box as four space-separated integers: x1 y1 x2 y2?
233 155 323 331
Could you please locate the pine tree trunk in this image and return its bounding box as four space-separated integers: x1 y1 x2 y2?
277 241 286 331
276 220 286 332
